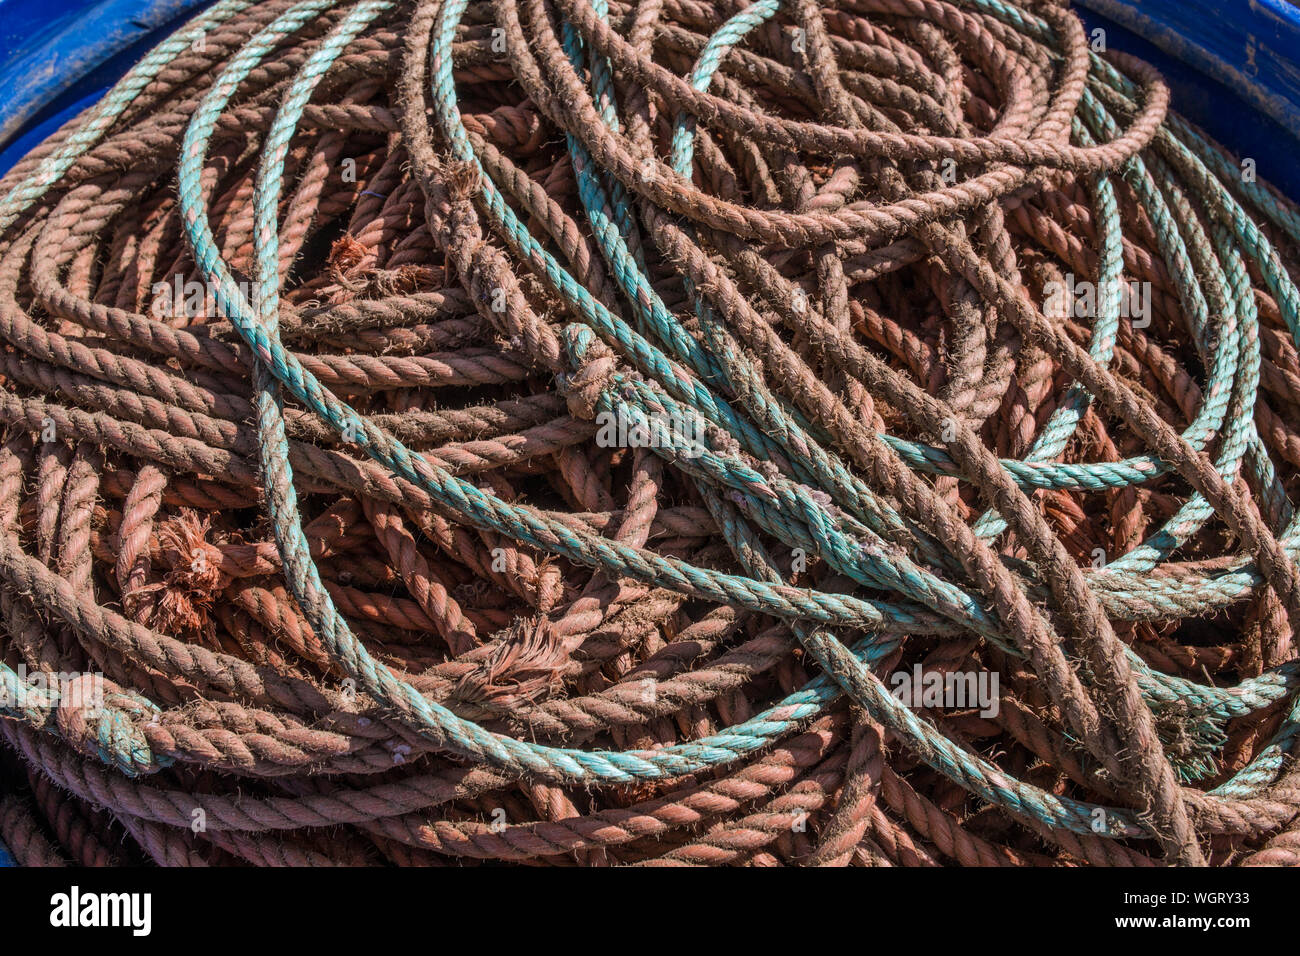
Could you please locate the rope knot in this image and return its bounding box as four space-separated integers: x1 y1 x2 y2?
454 616 565 705
557 324 617 421
444 158 482 201
55 675 169 777
126 510 230 644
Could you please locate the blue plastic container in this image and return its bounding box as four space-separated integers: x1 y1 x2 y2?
0 0 1297 189
0 0 213 172
0 0 1296 189
1075 0 1300 200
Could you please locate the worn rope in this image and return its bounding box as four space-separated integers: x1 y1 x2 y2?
0 0 1299 865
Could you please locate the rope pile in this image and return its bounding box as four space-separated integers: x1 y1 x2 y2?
1 0 1300 867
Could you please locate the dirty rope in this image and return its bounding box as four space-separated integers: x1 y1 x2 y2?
1 0 1300 866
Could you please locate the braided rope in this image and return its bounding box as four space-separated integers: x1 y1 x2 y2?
0 0 1299 865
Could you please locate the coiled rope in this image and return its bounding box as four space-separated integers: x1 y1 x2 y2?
1 0 1300 865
